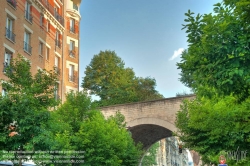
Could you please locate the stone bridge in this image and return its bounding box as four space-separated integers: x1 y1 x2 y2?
100 95 195 149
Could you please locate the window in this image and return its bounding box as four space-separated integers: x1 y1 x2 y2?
24 31 32 54
6 16 15 42
54 6 59 20
69 64 74 82
69 40 75 57
2 88 7 97
40 14 44 26
54 56 60 75
69 18 75 33
39 42 43 56
7 0 17 8
45 47 49 60
46 21 50 32
55 30 61 48
73 3 78 11
25 1 32 23
54 83 60 101
3 51 12 73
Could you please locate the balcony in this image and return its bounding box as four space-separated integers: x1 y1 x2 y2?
25 10 33 23
39 0 64 26
55 39 61 48
66 1 81 18
69 75 75 82
23 41 32 54
7 0 17 9
5 27 16 42
69 50 75 58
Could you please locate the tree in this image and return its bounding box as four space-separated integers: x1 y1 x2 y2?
175 95 250 165
133 77 163 102
73 110 142 166
175 0 250 164
47 91 142 166
0 55 59 165
141 142 159 166
82 50 163 106
177 0 250 101
55 91 95 133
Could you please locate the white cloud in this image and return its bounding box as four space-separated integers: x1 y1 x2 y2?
169 48 184 61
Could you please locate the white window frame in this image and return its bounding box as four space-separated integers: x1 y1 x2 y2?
69 64 74 82
3 50 12 73
39 42 43 56
70 18 75 33
69 40 75 51
55 56 59 67
25 1 32 22
45 47 49 61
40 14 44 26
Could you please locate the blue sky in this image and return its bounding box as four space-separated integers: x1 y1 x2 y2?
79 0 220 98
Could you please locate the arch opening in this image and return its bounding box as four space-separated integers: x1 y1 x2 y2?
126 117 176 149
129 124 172 150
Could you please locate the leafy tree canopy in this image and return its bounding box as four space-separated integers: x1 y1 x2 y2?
43 91 142 166
176 0 250 164
73 110 142 166
141 142 159 166
177 0 250 101
0 55 59 164
82 50 163 106
176 95 250 165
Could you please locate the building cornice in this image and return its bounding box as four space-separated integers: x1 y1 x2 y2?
32 0 65 32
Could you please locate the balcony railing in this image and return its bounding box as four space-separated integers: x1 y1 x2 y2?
54 66 61 75
5 27 16 42
69 50 75 58
25 10 33 23
39 0 64 26
69 26 75 33
24 41 32 54
55 39 61 48
69 75 75 82
7 0 17 8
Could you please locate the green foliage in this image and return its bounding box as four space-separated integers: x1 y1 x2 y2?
73 110 142 166
178 0 250 101
107 111 127 128
0 55 59 163
176 1 250 164
175 95 250 164
0 55 142 165
55 91 95 133
141 142 159 166
82 50 163 106
176 90 194 97
47 91 142 166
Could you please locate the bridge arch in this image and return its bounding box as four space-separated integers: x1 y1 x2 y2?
127 117 176 149
100 95 195 149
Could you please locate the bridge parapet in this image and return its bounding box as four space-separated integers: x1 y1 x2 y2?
101 95 195 126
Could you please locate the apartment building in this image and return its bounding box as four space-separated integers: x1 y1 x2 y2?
1 0 81 102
